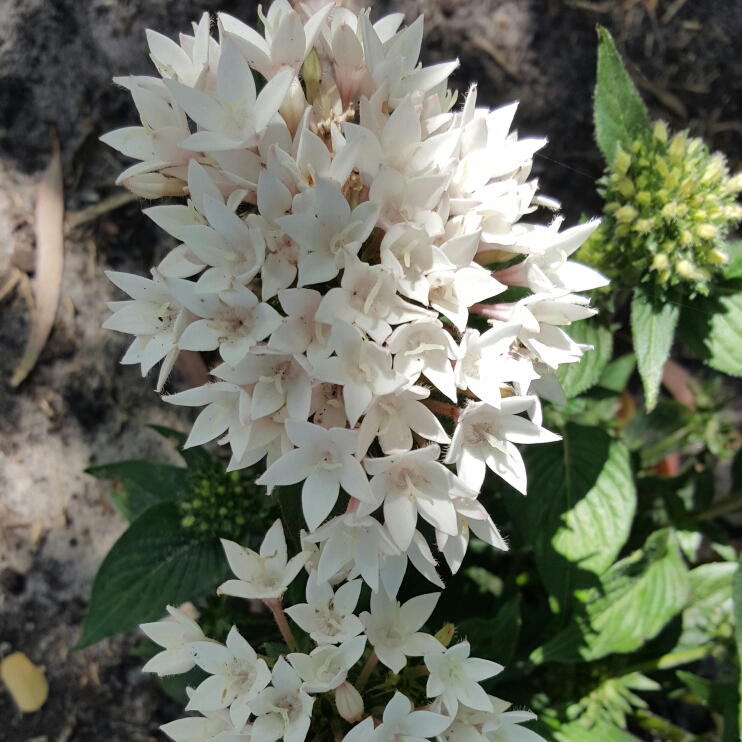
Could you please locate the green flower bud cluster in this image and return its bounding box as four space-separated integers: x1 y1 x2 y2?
584 121 742 298
179 459 273 538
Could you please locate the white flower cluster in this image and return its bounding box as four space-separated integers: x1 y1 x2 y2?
101 2 606 740
143 522 545 742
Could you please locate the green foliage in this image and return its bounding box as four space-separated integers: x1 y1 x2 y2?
631 288 680 411
457 595 522 666
504 424 635 611
594 27 650 163
76 502 226 648
556 319 613 399
534 529 689 664
734 556 742 735
555 721 641 742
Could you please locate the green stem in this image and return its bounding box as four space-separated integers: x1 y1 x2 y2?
264 597 299 652
696 491 742 521
355 650 378 692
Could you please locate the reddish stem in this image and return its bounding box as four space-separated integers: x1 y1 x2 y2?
263 597 299 652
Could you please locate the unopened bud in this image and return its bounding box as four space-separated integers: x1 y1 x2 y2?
615 205 638 224
335 681 364 723
726 173 742 193
653 121 668 144
279 76 308 137
706 248 728 265
635 191 652 206
617 177 635 198
675 259 695 278
120 172 186 199
614 150 632 175
695 223 718 240
654 156 669 178
668 134 685 163
302 48 322 105
652 253 669 270
634 219 653 234
434 623 455 648
661 202 678 221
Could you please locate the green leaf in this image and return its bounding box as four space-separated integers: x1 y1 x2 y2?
504 424 635 611
86 460 187 522
622 400 695 468
733 556 742 736
675 562 736 653
76 503 225 648
556 721 642 742
534 529 690 663
556 319 613 398
276 482 304 551
598 353 636 393
594 26 651 163
721 241 742 280
679 286 742 377
677 671 739 742
148 424 214 469
631 288 680 411
457 594 522 666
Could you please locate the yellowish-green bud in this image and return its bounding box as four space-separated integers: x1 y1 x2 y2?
701 157 723 185
634 219 653 234
434 623 455 647
615 150 632 175
636 175 649 189
605 201 621 213
727 172 742 192
615 224 630 237
675 259 695 278
652 253 669 270
664 174 678 190
653 121 668 144
668 134 685 163
302 48 323 104
661 202 678 221
617 177 635 198
655 156 669 178
632 140 643 154
635 190 652 206
679 229 693 246
695 223 718 240
615 205 638 223
706 248 728 265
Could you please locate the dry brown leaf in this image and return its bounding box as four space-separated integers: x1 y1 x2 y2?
0 652 49 712
10 142 65 387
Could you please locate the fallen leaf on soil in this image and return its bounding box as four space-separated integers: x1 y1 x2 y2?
10 142 65 387
0 652 49 712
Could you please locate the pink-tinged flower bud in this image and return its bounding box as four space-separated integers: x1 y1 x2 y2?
335 681 364 723
280 76 308 138
121 173 186 199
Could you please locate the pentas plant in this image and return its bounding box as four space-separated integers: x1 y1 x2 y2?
101 2 608 740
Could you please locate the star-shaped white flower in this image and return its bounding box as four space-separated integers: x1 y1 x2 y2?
257 421 374 531
361 586 444 674
250 657 314 742
218 519 311 600
284 571 364 644
425 641 503 719
287 634 367 693
362 446 474 551
444 399 560 494
268 288 322 354
187 626 272 730
160 705 251 742
140 606 206 676
369 691 452 742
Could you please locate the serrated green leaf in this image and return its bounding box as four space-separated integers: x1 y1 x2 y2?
504 424 635 611
594 26 651 163
598 353 636 393
631 289 680 410
534 529 689 663
721 241 742 280
457 594 522 666
556 319 613 398
674 562 736 653
148 424 214 469
679 286 742 377
86 460 187 522
76 503 225 648
556 721 641 742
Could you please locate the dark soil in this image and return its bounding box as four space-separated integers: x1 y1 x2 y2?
1 0 741 739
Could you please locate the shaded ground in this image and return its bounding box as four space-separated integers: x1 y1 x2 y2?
1 0 741 738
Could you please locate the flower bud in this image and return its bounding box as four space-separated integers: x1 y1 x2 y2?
302 48 323 105
614 150 632 175
695 224 718 240
615 205 638 224
335 681 364 723
675 259 695 278
617 177 635 198
634 219 653 234
727 173 742 193
652 253 668 271
434 623 455 647
668 134 685 163
706 248 728 265
653 121 668 144
120 172 186 199
280 76 309 137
